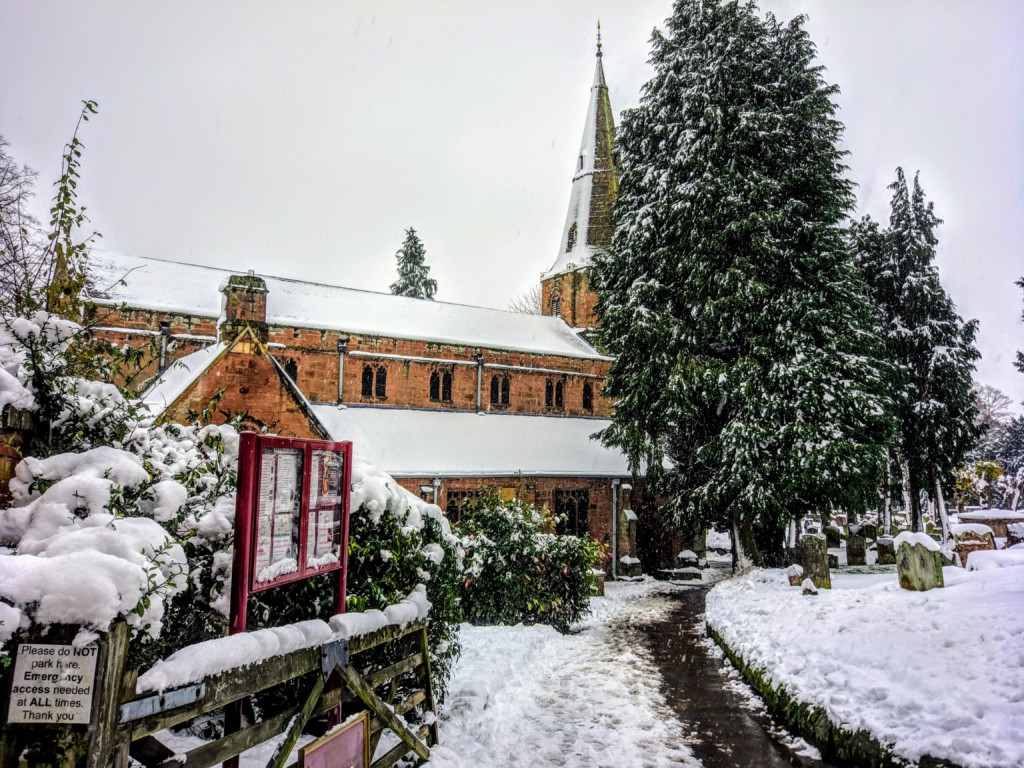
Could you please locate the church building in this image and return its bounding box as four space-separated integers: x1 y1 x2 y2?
85 39 673 576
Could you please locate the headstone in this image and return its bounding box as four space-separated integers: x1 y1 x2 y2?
860 523 878 542
876 536 896 565
801 578 818 596
825 525 844 548
795 534 830 589
827 553 839 569
1008 523 1024 549
895 533 944 591
846 533 867 566
785 564 804 587
950 523 995 569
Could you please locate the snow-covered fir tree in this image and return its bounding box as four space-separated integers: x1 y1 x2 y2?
850 169 980 533
594 0 893 566
389 227 437 300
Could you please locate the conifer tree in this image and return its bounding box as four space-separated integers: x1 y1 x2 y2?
850 169 980 532
595 0 893 566
389 227 437 300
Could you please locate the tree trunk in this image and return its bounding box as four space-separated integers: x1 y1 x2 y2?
933 470 950 543
900 459 923 532
731 516 759 573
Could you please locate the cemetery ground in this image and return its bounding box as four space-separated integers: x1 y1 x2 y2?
154 554 1021 768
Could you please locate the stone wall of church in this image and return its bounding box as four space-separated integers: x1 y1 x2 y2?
92 305 613 417
541 268 601 330
160 343 325 439
391 474 635 573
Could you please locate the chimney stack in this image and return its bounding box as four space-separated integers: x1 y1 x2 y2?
220 272 269 344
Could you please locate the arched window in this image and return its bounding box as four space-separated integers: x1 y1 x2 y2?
566 223 577 253
284 358 298 382
430 371 441 402
555 381 564 409
375 366 387 398
361 364 374 397
441 371 453 402
490 375 500 405
500 376 510 406
545 379 554 408
551 293 562 318
583 381 593 411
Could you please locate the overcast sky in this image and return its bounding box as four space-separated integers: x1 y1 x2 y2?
2 0 1022 407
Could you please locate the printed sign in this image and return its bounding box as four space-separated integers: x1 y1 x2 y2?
7 644 98 725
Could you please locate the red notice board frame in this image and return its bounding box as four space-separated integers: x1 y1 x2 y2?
229 432 354 635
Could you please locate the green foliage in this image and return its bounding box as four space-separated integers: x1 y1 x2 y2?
594 0 893 564
459 495 600 632
389 227 437 300
850 170 981 529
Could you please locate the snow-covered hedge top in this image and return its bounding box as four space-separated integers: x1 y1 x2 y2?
893 531 940 552
137 585 430 693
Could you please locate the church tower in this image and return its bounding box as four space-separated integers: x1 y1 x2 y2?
540 25 619 330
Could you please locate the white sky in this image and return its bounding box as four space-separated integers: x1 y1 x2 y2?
2 0 1022 407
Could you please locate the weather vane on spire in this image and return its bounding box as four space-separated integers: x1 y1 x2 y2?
597 19 602 56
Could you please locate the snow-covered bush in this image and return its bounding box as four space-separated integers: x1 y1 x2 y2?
459 495 601 632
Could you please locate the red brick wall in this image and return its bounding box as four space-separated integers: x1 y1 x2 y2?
162 345 323 439
392 475 634 571
541 269 600 330
94 304 613 417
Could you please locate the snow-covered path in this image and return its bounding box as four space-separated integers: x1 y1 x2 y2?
426 581 700 767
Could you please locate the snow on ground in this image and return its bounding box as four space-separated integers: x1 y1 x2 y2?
706 552 1024 768
426 579 700 768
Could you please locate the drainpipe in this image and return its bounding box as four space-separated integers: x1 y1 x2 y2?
158 322 170 373
475 351 484 412
611 478 620 580
432 476 441 506
336 338 349 404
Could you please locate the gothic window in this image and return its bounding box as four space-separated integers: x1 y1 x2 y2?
551 293 562 318
577 154 584 172
284 358 298 382
566 223 577 252
500 375 510 406
446 490 481 525
375 366 387 398
490 375 500 405
555 380 564 409
555 489 590 537
441 371 453 402
361 364 374 397
430 371 441 402
545 379 554 408
583 381 593 411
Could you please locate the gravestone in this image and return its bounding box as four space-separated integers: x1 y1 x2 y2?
846 532 867 566
825 525 844 548
785 564 804 587
1008 523 1024 549
950 523 995 569
895 534 944 591
876 536 896 565
795 534 830 589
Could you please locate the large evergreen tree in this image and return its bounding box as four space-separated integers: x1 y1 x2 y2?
390 227 437 300
850 169 980 532
594 0 893 566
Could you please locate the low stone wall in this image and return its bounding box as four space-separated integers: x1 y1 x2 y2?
705 625 958 768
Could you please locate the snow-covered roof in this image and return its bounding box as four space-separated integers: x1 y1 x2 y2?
311 404 630 478
142 343 227 414
88 251 607 361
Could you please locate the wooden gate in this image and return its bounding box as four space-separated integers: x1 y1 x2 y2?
1 620 438 768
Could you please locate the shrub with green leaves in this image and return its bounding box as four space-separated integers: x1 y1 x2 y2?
459 495 600 631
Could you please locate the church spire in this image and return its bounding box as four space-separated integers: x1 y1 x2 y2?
540 25 619 328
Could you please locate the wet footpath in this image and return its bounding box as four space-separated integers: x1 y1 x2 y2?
632 580 837 768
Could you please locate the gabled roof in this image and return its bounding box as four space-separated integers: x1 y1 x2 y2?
141 327 328 438
89 251 608 361
311 404 630 478
543 31 619 281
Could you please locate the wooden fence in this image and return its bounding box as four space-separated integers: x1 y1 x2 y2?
1 620 437 768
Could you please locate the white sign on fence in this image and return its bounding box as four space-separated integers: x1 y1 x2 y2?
6 643 98 725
